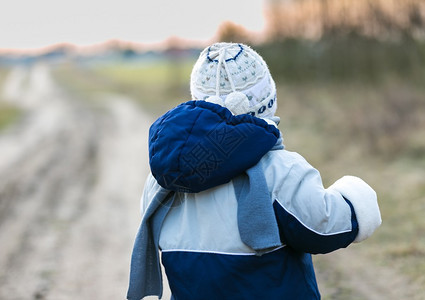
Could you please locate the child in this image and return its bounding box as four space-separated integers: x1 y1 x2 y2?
128 43 382 300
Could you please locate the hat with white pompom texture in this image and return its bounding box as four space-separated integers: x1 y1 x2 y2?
190 43 277 118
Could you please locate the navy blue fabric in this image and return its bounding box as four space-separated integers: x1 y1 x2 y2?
162 248 320 300
273 199 359 254
149 101 280 193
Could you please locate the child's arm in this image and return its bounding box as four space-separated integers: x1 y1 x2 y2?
271 152 381 254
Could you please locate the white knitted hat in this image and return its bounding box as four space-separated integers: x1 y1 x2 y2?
190 43 277 118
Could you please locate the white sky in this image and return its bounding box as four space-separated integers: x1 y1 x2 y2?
0 0 266 50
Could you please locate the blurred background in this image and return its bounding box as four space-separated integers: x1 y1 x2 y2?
0 0 424 299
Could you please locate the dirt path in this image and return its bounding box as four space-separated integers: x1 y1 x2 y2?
0 64 172 299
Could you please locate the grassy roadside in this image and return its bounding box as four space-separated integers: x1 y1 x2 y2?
53 61 425 295
0 102 20 131
53 60 193 115
0 67 21 131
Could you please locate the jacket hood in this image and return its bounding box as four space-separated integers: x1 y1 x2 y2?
148 101 280 193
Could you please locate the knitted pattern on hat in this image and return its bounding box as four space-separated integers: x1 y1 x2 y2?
190 43 277 118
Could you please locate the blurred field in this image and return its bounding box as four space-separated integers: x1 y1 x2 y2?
53 59 193 115
51 50 425 298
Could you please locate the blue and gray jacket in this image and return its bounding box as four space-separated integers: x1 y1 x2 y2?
137 100 381 300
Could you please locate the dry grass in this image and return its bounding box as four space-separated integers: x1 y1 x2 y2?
0 67 21 131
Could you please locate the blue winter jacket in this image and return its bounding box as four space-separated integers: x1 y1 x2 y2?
140 100 381 300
